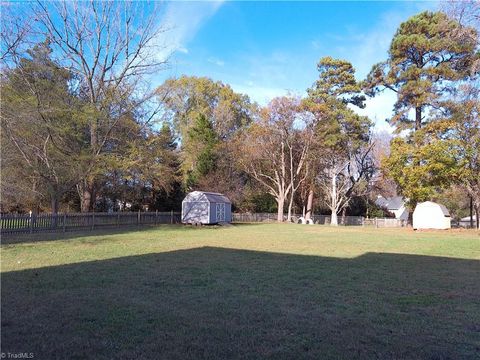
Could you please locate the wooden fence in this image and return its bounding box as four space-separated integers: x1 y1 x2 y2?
232 213 407 227
0 211 181 235
1 211 408 236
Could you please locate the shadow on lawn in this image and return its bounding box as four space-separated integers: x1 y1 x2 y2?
1 225 183 245
1 223 262 245
1 248 479 359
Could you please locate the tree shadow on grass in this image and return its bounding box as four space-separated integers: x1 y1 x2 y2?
1 248 479 359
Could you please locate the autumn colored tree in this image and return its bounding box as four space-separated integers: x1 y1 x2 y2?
32 1 170 212
1 38 180 214
157 76 257 201
447 84 480 228
236 97 312 222
157 76 256 140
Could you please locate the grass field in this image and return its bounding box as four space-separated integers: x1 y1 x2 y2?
1 224 479 359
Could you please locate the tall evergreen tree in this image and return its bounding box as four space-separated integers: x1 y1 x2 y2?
364 11 478 132
364 11 479 206
305 57 373 225
153 124 184 211
184 114 219 190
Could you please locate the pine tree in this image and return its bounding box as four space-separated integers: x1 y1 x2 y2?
305 57 373 225
364 11 478 132
364 11 478 206
184 114 218 189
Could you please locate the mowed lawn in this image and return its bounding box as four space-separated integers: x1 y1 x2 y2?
1 224 479 359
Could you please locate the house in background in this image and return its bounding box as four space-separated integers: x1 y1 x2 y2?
413 201 451 230
459 216 477 228
375 195 409 220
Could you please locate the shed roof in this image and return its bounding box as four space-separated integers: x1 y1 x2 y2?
415 201 450 217
183 191 231 204
438 203 450 217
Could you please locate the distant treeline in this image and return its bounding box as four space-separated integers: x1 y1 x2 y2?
1 1 478 227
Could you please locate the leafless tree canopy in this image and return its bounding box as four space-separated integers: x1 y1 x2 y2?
0 4 32 63
33 1 169 102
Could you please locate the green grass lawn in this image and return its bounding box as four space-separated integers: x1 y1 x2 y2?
1 224 479 359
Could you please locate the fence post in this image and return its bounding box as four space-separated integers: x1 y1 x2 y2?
29 211 33 234
375 217 378 228
137 210 140 225
63 213 67 233
92 213 95 230
170 210 173 224
155 210 158 225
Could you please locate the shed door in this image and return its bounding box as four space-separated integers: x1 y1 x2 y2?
216 203 225 222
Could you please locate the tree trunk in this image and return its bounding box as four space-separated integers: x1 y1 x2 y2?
305 188 314 221
476 205 479 230
331 212 338 226
287 191 294 222
79 179 95 212
341 207 347 225
330 173 338 226
277 196 285 222
415 106 422 131
51 195 59 215
470 196 474 228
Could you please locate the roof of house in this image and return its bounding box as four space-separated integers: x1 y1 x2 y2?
375 196 405 210
183 191 231 204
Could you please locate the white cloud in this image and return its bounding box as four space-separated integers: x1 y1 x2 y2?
177 47 189 54
231 82 292 105
155 1 224 61
229 50 311 101
310 40 321 50
207 57 225 67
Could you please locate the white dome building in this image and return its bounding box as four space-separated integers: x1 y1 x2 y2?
413 201 451 230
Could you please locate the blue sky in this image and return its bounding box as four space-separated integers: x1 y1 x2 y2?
156 1 439 132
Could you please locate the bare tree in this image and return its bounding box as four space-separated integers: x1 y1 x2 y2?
283 99 313 221
32 0 170 211
0 4 32 63
370 131 397 198
317 143 374 225
441 0 480 33
237 97 311 222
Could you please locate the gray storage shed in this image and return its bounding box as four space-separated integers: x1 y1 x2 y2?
181 191 232 225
